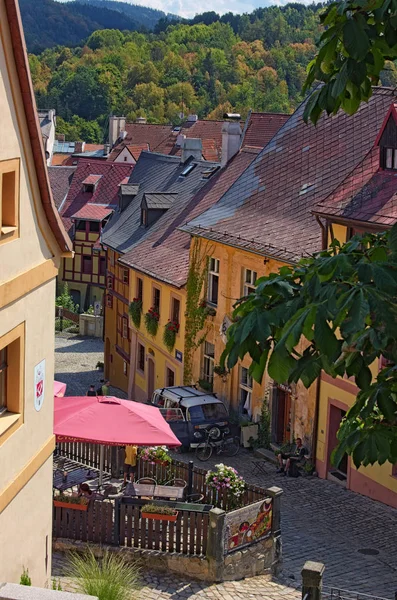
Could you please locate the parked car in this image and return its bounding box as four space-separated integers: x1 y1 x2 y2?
150 386 230 450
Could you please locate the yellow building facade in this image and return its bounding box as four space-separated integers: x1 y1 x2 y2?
0 0 72 584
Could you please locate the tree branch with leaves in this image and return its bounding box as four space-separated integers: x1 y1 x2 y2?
222 226 397 469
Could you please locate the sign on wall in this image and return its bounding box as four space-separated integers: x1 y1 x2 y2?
220 315 232 344
175 350 183 362
224 498 272 554
34 359 46 412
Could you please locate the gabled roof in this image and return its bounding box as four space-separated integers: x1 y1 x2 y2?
144 192 178 209
4 0 72 253
118 147 260 287
314 147 397 227
71 204 114 222
242 112 291 148
48 166 76 211
102 152 219 255
181 88 397 263
107 124 173 161
60 160 133 234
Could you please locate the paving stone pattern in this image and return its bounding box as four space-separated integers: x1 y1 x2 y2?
54 333 397 599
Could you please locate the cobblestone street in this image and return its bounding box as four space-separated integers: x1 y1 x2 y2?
55 333 397 599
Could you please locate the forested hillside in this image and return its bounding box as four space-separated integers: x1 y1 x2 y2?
19 0 171 52
28 3 397 143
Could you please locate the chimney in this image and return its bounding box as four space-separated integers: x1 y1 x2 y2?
74 141 85 154
181 138 202 163
221 121 242 167
104 143 111 157
135 116 147 124
176 133 186 147
108 116 126 148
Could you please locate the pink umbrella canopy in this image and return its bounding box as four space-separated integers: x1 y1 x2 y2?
54 381 67 397
54 396 181 447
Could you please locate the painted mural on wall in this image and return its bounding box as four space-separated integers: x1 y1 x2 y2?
225 497 272 553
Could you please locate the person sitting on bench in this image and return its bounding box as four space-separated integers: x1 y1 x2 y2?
276 438 306 476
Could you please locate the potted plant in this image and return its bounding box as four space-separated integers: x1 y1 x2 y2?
199 300 216 317
53 494 89 511
198 378 213 392
163 320 179 351
144 307 159 336
139 446 172 465
240 420 259 448
141 504 178 522
205 464 246 509
213 365 229 382
129 298 142 328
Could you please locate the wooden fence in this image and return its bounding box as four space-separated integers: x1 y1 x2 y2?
57 442 265 512
53 501 209 556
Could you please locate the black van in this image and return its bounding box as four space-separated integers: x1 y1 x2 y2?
150 386 230 450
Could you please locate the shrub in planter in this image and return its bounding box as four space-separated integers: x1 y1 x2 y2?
144 307 159 336
163 320 179 351
20 569 31 586
129 298 142 328
54 494 89 510
141 504 178 521
139 446 172 464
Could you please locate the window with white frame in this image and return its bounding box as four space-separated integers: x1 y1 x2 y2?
240 366 253 417
243 268 257 296
207 258 219 306
202 341 215 384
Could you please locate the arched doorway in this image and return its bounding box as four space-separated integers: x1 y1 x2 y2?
147 358 155 401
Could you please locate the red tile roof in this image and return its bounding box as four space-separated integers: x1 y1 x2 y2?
315 147 397 226
243 112 291 148
60 159 133 234
71 204 113 221
107 124 173 161
127 144 149 160
119 148 260 287
181 88 397 263
82 174 102 185
51 153 70 166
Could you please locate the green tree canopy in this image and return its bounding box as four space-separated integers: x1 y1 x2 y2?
222 226 397 469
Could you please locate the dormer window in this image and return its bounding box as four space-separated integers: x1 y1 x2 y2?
83 183 95 193
385 148 397 170
82 174 102 193
141 208 148 227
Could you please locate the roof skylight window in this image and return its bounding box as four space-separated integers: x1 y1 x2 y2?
180 164 196 177
202 166 220 179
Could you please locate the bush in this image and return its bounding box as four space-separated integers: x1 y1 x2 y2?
66 548 140 600
20 569 31 586
55 318 74 332
56 283 78 313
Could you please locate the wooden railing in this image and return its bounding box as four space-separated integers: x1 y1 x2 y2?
53 501 209 556
57 442 265 512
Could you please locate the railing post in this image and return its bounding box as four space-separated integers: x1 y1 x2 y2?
301 561 325 600
113 498 120 546
110 446 119 478
187 460 194 497
206 507 226 581
265 485 283 535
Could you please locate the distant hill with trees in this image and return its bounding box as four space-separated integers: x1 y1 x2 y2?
19 0 173 52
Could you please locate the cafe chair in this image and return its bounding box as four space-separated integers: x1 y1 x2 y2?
136 477 157 485
186 493 204 503
165 478 187 489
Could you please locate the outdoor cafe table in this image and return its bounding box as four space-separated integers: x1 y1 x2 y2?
53 467 94 492
124 483 184 500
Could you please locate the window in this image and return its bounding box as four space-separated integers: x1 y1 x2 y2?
82 255 92 274
153 287 161 314
202 166 220 179
89 221 100 232
171 297 180 325
100 257 106 277
243 268 257 296
106 294 113 308
123 361 128 375
0 159 19 243
75 220 86 231
202 341 215 384
141 209 147 227
166 367 175 387
187 403 227 422
122 316 128 339
110 253 115 267
384 147 397 170
137 343 145 372
83 183 94 193
180 164 196 177
240 367 253 417
122 269 129 284
207 258 219 306
0 324 24 432
107 275 114 290
0 348 7 415
136 277 143 302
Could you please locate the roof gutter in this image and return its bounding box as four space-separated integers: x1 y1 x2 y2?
4 0 73 256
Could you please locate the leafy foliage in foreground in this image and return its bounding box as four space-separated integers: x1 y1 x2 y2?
303 0 397 124
222 226 397 469
66 548 140 600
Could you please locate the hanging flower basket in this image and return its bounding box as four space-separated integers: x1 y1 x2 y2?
129 298 142 328
144 307 159 336
163 320 179 351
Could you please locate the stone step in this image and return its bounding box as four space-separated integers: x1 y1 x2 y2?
253 447 278 465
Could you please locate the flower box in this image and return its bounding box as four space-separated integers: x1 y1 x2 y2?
54 499 89 511
141 511 178 522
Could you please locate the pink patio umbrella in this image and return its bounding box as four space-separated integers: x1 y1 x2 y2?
54 381 67 397
54 396 181 484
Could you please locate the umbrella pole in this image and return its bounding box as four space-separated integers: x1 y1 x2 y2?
99 445 104 489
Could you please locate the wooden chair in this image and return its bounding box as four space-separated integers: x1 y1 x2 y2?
136 477 157 485
186 493 204 503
